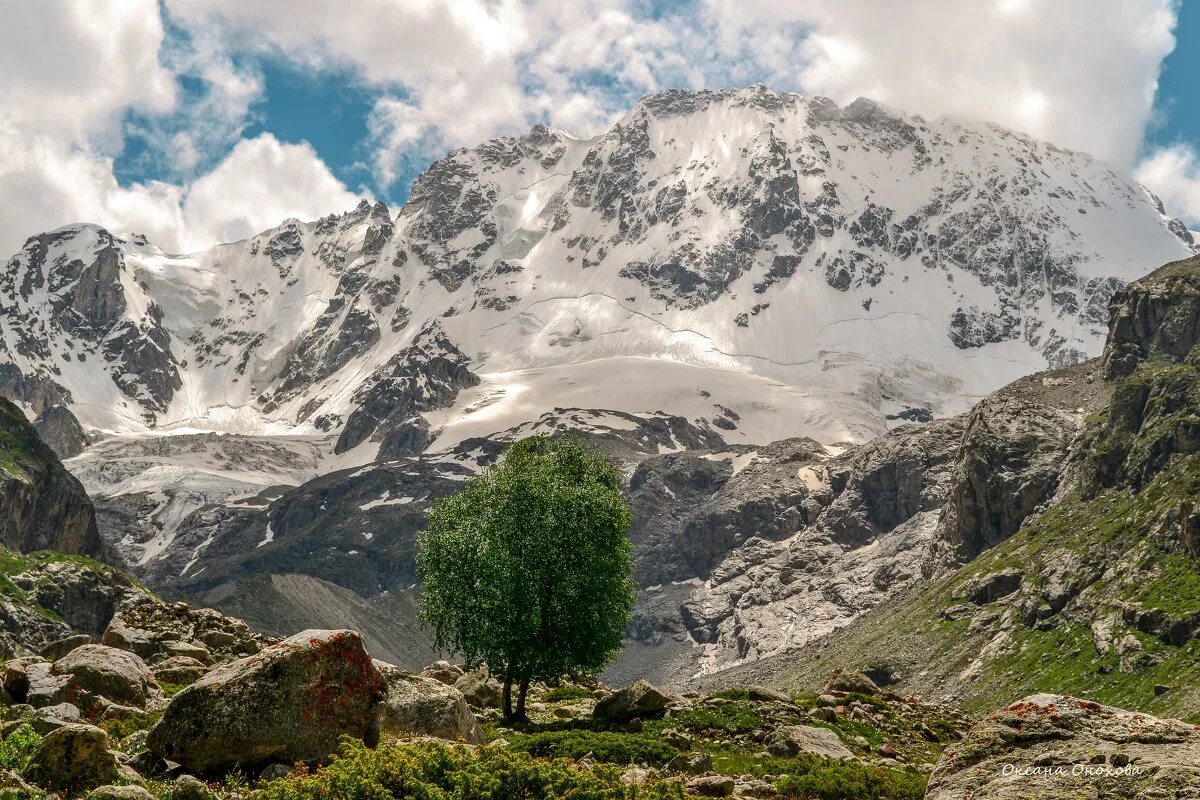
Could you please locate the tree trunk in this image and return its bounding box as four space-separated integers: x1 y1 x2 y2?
502 671 515 721
515 677 530 721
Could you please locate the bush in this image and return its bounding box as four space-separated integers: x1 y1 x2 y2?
507 730 680 766
253 739 685 800
647 702 763 734
773 755 926 800
542 685 594 703
0 723 42 771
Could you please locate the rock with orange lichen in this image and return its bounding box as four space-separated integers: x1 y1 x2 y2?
146 629 386 772
926 693 1200 799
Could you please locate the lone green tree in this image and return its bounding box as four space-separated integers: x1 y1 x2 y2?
417 435 635 721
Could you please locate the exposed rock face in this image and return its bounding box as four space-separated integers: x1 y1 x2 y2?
373 662 482 743
1103 254 1200 380
33 405 88 459
101 598 269 664
930 393 1080 568
147 629 386 772
926 695 1200 799
0 398 106 560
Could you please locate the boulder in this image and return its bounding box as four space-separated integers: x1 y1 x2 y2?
823 670 879 696
172 774 216 800
926 694 1200 800
23 723 121 793
419 660 464 685
374 663 482 743
85 787 155 800
764 725 854 759
40 634 95 662
965 568 1023 604
453 667 503 708
156 640 213 666
30 702 81 734
52 645 159 707
746 685 791 703
592 679 675 722
152 655 208 685
147 629 385 772
25 660 78 708
686 775 735 797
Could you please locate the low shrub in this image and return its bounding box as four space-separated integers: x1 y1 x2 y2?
0 723 42 771
507 729 680 766
253 739 685 800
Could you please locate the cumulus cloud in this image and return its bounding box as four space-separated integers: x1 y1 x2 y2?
0 0 1194 252
0 0 360 256
180 134 360 249
706 0 1178 168
1136 144 1200 227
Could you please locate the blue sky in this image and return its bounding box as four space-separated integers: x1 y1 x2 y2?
2 1 1198 257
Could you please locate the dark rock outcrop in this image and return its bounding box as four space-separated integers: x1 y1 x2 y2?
32 405 88 459
0 398 107 560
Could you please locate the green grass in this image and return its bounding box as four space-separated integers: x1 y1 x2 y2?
644 701 764 735
252 739 686 800
540 685 594 703
1135 553 1200 617
0 724 42 771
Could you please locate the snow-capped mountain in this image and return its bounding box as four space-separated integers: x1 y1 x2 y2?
3 86 1194 464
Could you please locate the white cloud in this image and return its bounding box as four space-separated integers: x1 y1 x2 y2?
1136 144 1200 226
180 134 360 249
0 0 358 257
705 0 1179 168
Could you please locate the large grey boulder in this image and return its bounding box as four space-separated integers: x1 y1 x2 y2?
593 679 675 722
926 694 1200 799
375 662 481 743
23 723 121 793
147 629 385 772
764 725 853 759
52 644 159 707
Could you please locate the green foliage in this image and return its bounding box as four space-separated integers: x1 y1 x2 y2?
645 701 763 734
772 756 927 800
0 723 42 771
541 685 594 703
506 729 680 766
252 739 684 800
0 399 44 482
418 435 635 691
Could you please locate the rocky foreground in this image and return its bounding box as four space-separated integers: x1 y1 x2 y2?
0 561 1195 800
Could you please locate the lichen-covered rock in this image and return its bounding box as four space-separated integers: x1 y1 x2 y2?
146 629 385 772
823 670 879 695
926 694 1200 799
23 722 121 793
172 774 216 800
40 633 94 662
102 599 269 665
85 786 155 800
419 660 464 685
763 725 853 759
453 667 503 708
374 662 481 743
151 655 208 685
592 679 676 721
52 645 159 707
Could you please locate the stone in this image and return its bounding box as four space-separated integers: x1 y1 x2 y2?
686 775 735 797
592 679 675 722
85 787 155 800
52 645 159 707
30 702 81 734
746 686 791 703
374 662 482 743
926 694 1200 800
147 629 386 772
763 725 853 759
39 634 95 662
823 670 879 696
3 661 29 702
258 763 295 783
666 751 712 774
156 640 213 666
419 660 464 685
453 667 503 708
23 723 120 793
964 568 1023 604
172 775 215 800
152 655 208 686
